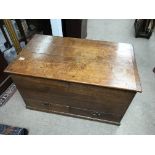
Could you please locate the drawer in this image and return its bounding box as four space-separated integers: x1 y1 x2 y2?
25 98 121 124
25 98 69 113
69 107 121 124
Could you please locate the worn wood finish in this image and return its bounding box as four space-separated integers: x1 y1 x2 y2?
5 34 142 124
5 34 142 92
26 99 122 125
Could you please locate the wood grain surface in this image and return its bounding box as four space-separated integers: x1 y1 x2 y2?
11 74 135 115
5 34 142 92
11 73 136 124
5 34 142 124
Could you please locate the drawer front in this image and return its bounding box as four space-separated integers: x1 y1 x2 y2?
25 98 69 113
25 98 121 124
69 107 121 123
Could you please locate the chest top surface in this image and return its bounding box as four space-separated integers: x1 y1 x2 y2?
5 34 142 92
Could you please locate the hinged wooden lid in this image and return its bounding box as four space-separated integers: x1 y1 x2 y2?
5 34 142 92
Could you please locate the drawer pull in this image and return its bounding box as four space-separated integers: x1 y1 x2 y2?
92 112 101 117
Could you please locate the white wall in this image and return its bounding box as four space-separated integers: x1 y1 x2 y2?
50 19 63 37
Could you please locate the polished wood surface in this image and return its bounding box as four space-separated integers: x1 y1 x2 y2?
5 34 142 124
5 34 141 92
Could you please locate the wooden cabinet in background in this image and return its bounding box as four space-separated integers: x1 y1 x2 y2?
134 19 155 39
62 19 87 38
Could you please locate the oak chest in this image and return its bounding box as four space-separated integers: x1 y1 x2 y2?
5 34 142 125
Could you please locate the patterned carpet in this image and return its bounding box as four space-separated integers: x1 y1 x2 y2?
0 124 28 135
0 83 17 107
0 83 28 135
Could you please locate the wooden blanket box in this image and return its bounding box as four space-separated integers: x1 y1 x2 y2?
5 34 142 125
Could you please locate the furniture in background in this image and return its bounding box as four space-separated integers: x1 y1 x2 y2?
0 19 53 96
5 34 142 125
37 19 52 35
0 20 12 50
0 19 20 96
15 19 28 44
0 51 13 95
62 19 87 38
3 19 22 54
134 19 155 39
15 19 52 44
2 19 52 50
